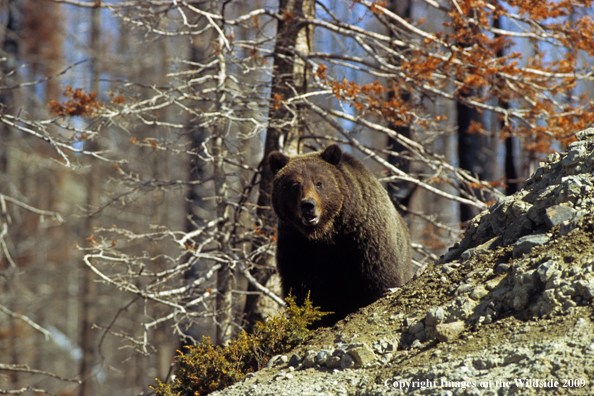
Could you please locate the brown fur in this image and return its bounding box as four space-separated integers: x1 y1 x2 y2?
269 144 413 327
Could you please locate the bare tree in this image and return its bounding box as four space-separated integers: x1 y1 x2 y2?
77 6 101 396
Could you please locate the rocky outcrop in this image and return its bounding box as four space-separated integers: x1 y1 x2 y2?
443 127 594 262
212 129 594 396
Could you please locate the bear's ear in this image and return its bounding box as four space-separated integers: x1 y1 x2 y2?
320 144 342 166
269 151 289 174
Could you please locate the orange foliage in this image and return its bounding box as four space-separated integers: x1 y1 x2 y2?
486 179 506 189
422 224 446 250
326 77 415 126
252 15 260 28
253 224 276 242
368 0 387 14
467 120 485 135
281 10 294 24
273 93 284 110
48 86 104 117
316 0 594 158
110 95 125 104
315 64 328 79
505 0 592 21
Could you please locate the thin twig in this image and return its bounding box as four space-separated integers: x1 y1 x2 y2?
0 305 51 340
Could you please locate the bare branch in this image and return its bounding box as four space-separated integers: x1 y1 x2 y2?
0 60 87 91
0 364 81 384
0 305 51 340
0 193 64 223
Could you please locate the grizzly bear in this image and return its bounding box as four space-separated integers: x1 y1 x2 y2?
269 144 412 327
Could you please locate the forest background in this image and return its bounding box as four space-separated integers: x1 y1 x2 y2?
1 0 594 395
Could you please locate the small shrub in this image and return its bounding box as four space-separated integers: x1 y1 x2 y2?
152 294 327 396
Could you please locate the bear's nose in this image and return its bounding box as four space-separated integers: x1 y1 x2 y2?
300 199 316 216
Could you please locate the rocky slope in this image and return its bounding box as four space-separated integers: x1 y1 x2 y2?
213 129 594 396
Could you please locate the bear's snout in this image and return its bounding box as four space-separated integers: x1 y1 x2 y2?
300 198 320 225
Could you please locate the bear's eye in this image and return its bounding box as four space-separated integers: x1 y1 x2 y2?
291 182 301 191
315 181 323 189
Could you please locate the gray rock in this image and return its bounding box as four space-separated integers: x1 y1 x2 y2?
559 209 586 236
425 307 446 326
573 279 594 300
545 205 577 229
512 286 530 311
410 339 423 349
526 189 558 225
460 248 474 260
302 352 316 368
346 345 376 367
435 321 465 342
424 326 437 341
576 127 594 140
372 338 398 355
439 245 466 264
537 260 558 283
489 197 531 235
332 347 345 357
512 234 550 258
325 356 342 369
547 152 561 162
287 354 302 367
407 321 424 335
502 214 535 245
562 142 587 167
441 264 457 275
267 354 288 368
503 348 534 364
494 263 510 274
445 296 478 321
273 371 293 381
457 283 474 296
474 236 501 255
340 353 356 369
557 177 582 203
315 350 329 365
470 285 488 301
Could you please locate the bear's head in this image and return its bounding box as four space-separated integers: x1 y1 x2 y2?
269 144 345 240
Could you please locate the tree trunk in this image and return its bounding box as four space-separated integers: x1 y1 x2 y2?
386 0 413 208
456 13 491 222
78 152 99 396
78 5 101 396
243 0 315 327
492 16 518 196
407 2 460 257
213 24 234 344
457 99 487 222
214 129 233 344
